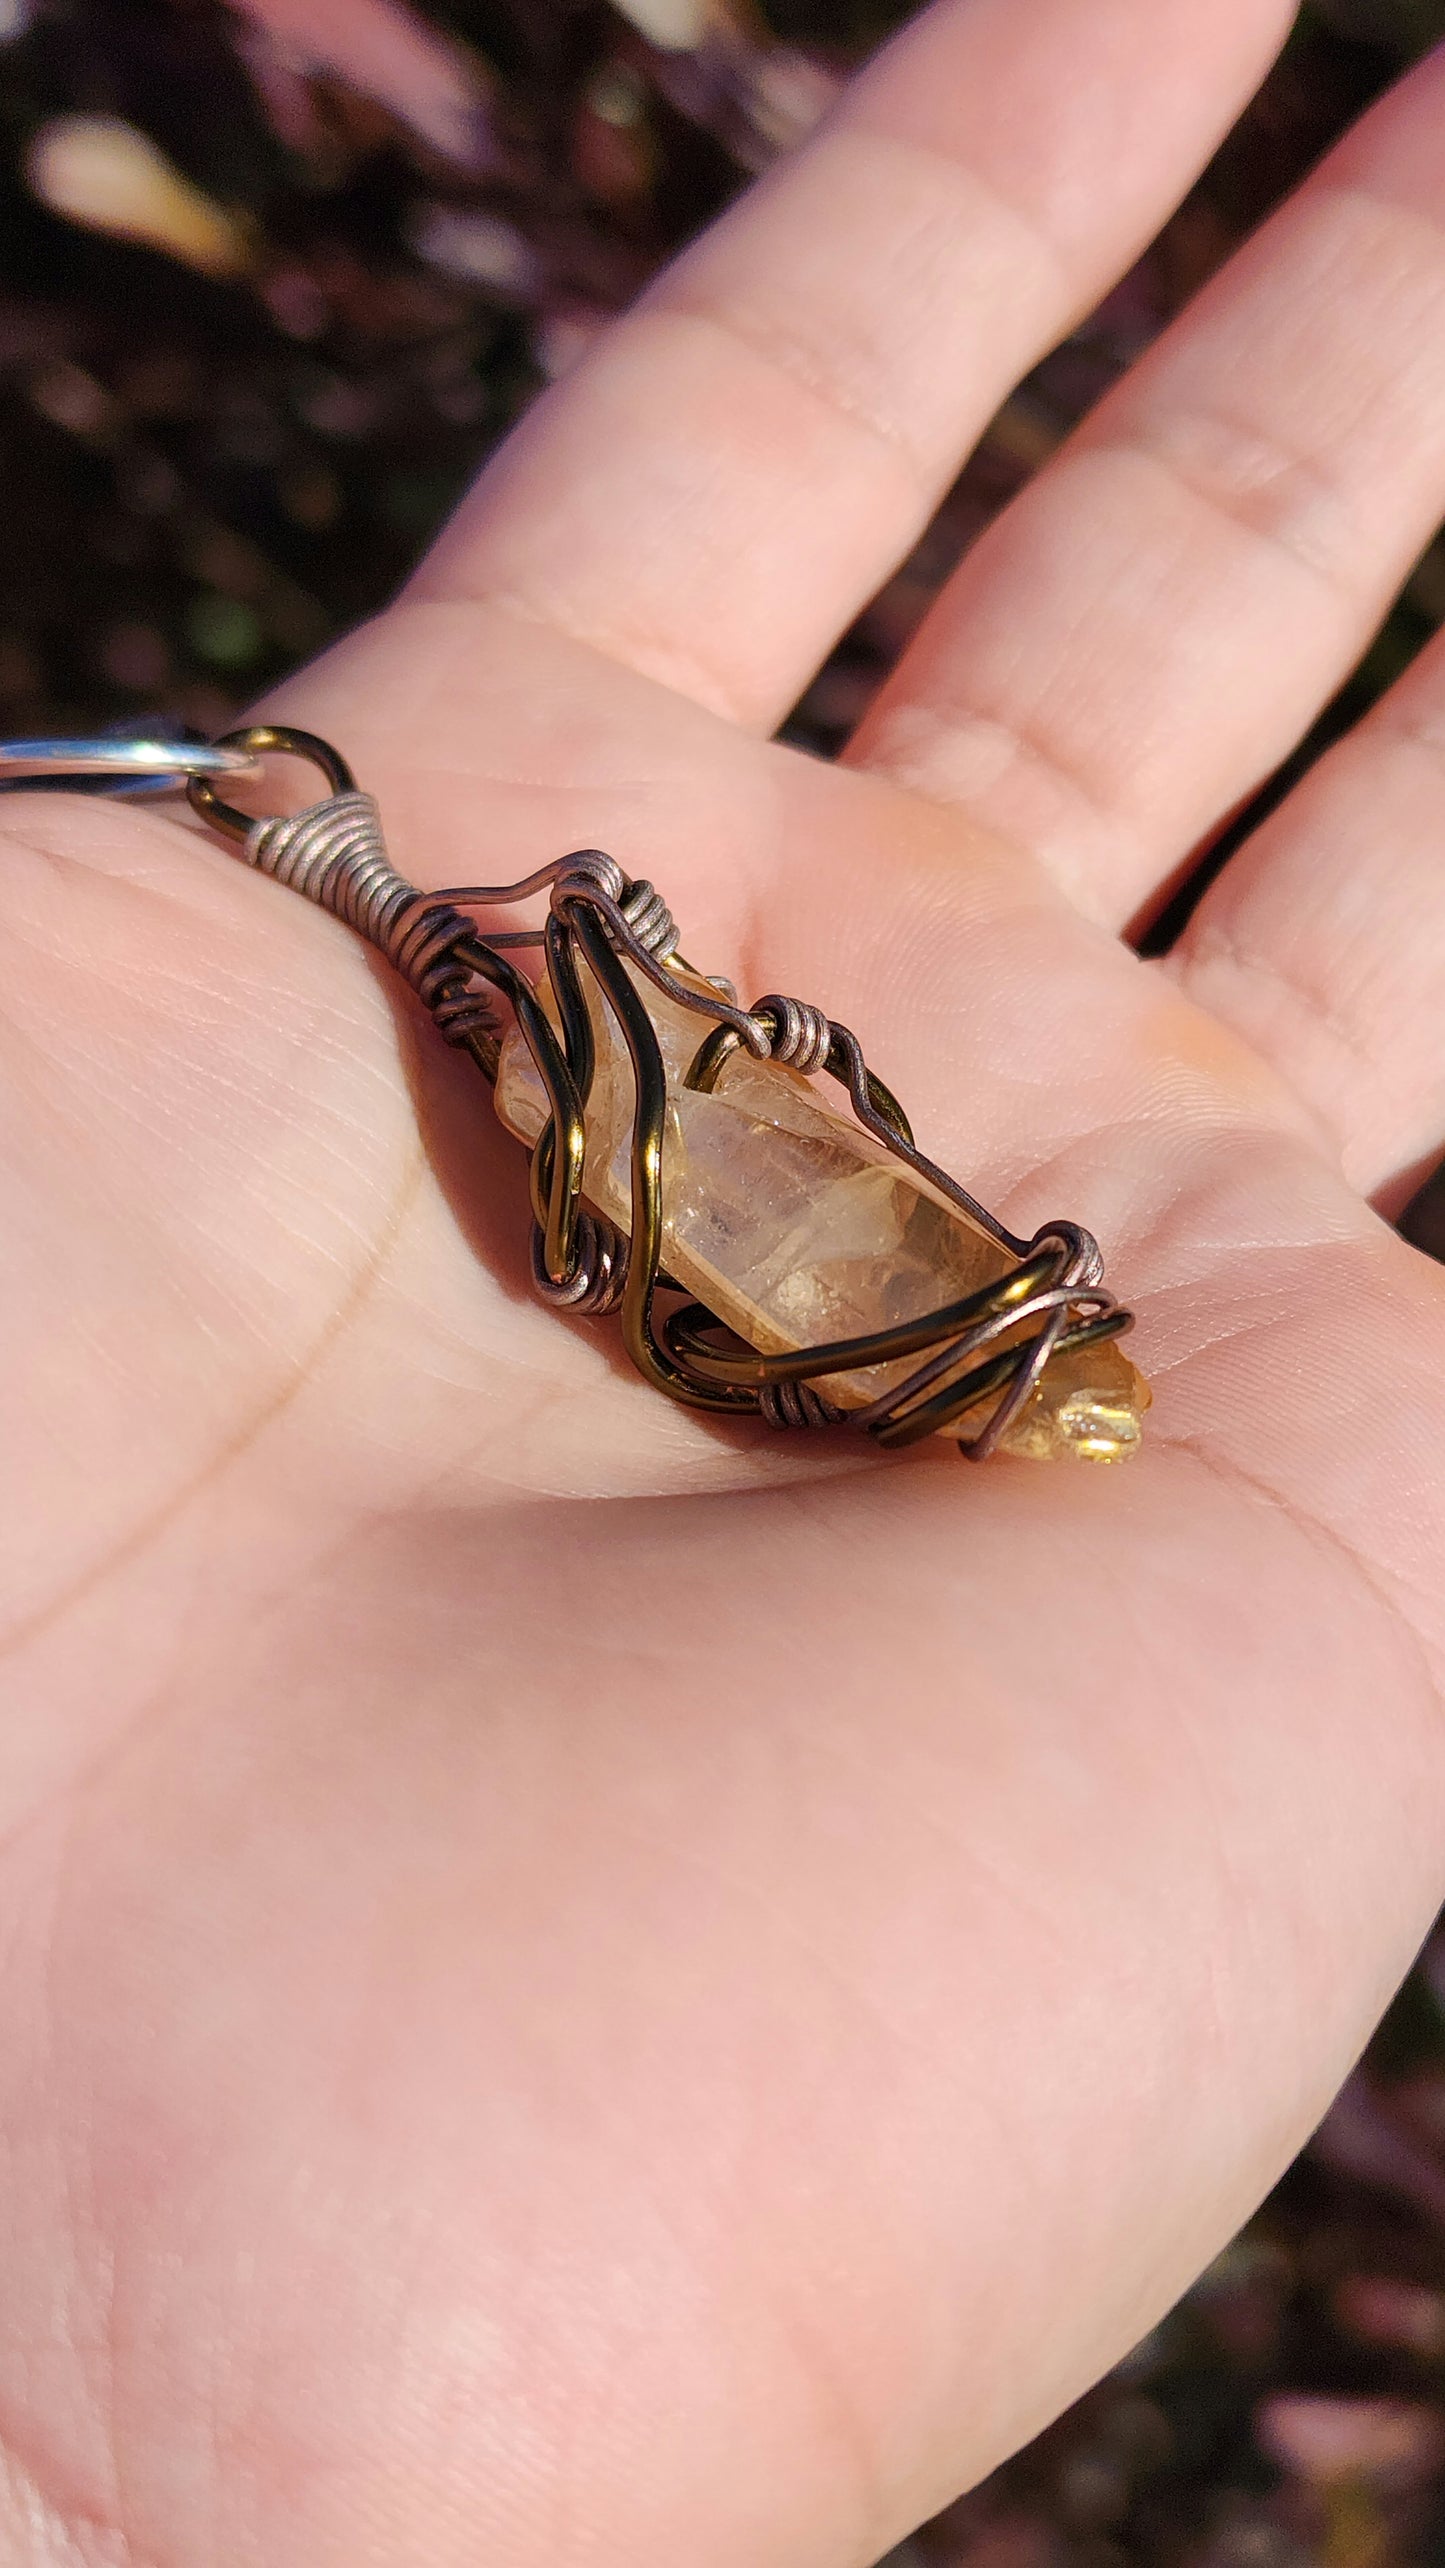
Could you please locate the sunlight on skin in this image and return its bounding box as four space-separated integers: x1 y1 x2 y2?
6 0 1445 2563
853 49 1445 925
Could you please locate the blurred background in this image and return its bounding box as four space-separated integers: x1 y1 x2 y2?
6 2 1445 2561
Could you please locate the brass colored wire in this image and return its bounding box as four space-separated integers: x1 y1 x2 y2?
187 725 1134 1460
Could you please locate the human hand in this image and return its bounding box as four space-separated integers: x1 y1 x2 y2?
7 2 1445 2559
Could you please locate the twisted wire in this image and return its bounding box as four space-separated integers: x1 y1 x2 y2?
244 792 497 1044
667 1228 1129 1455
529 1209 628 1317
245 791 409 945
553 872 774 1058
759 1381 845 1431
440 848 679 966
210 753 1132 1452
618 877 680 962
752 993 833 1075
554 849 626 905
848 1250 1116 1456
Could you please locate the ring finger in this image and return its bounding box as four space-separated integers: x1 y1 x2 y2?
1169 613 1445 1211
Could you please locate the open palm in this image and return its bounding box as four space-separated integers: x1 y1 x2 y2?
8 2 1445 2559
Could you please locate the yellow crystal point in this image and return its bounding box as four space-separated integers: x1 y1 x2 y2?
495 965 1150 1461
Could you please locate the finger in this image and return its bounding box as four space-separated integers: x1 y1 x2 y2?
1168 619 1445 1208
408 0 1292 729
854 45 1445 929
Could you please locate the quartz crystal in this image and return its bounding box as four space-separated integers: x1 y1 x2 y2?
495 963 1150 1462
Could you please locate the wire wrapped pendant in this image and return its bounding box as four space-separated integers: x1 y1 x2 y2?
189 725 1150 1464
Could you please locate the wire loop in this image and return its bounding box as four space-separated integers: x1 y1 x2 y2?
186 727 1136 1453
529 1210 628 1316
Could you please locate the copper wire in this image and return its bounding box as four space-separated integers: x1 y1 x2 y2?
188 724 1134 1459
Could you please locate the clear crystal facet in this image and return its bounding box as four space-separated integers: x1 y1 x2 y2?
495 963 1150 1461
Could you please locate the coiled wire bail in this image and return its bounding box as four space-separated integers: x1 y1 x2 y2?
186 724 498 1048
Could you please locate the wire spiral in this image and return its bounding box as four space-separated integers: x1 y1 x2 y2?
243 791 498 1045
847 1231 1117 1458
752 992 833 1073
760 1380 846 1430
529 1207 628 1316
189 727 1137 1460
669 1226 1127 1459
618 878 679 961
552 856 681 964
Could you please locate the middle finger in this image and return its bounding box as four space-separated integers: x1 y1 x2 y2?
853 47 1445 931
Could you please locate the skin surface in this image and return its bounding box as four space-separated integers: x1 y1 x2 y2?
7 2 1445 2559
